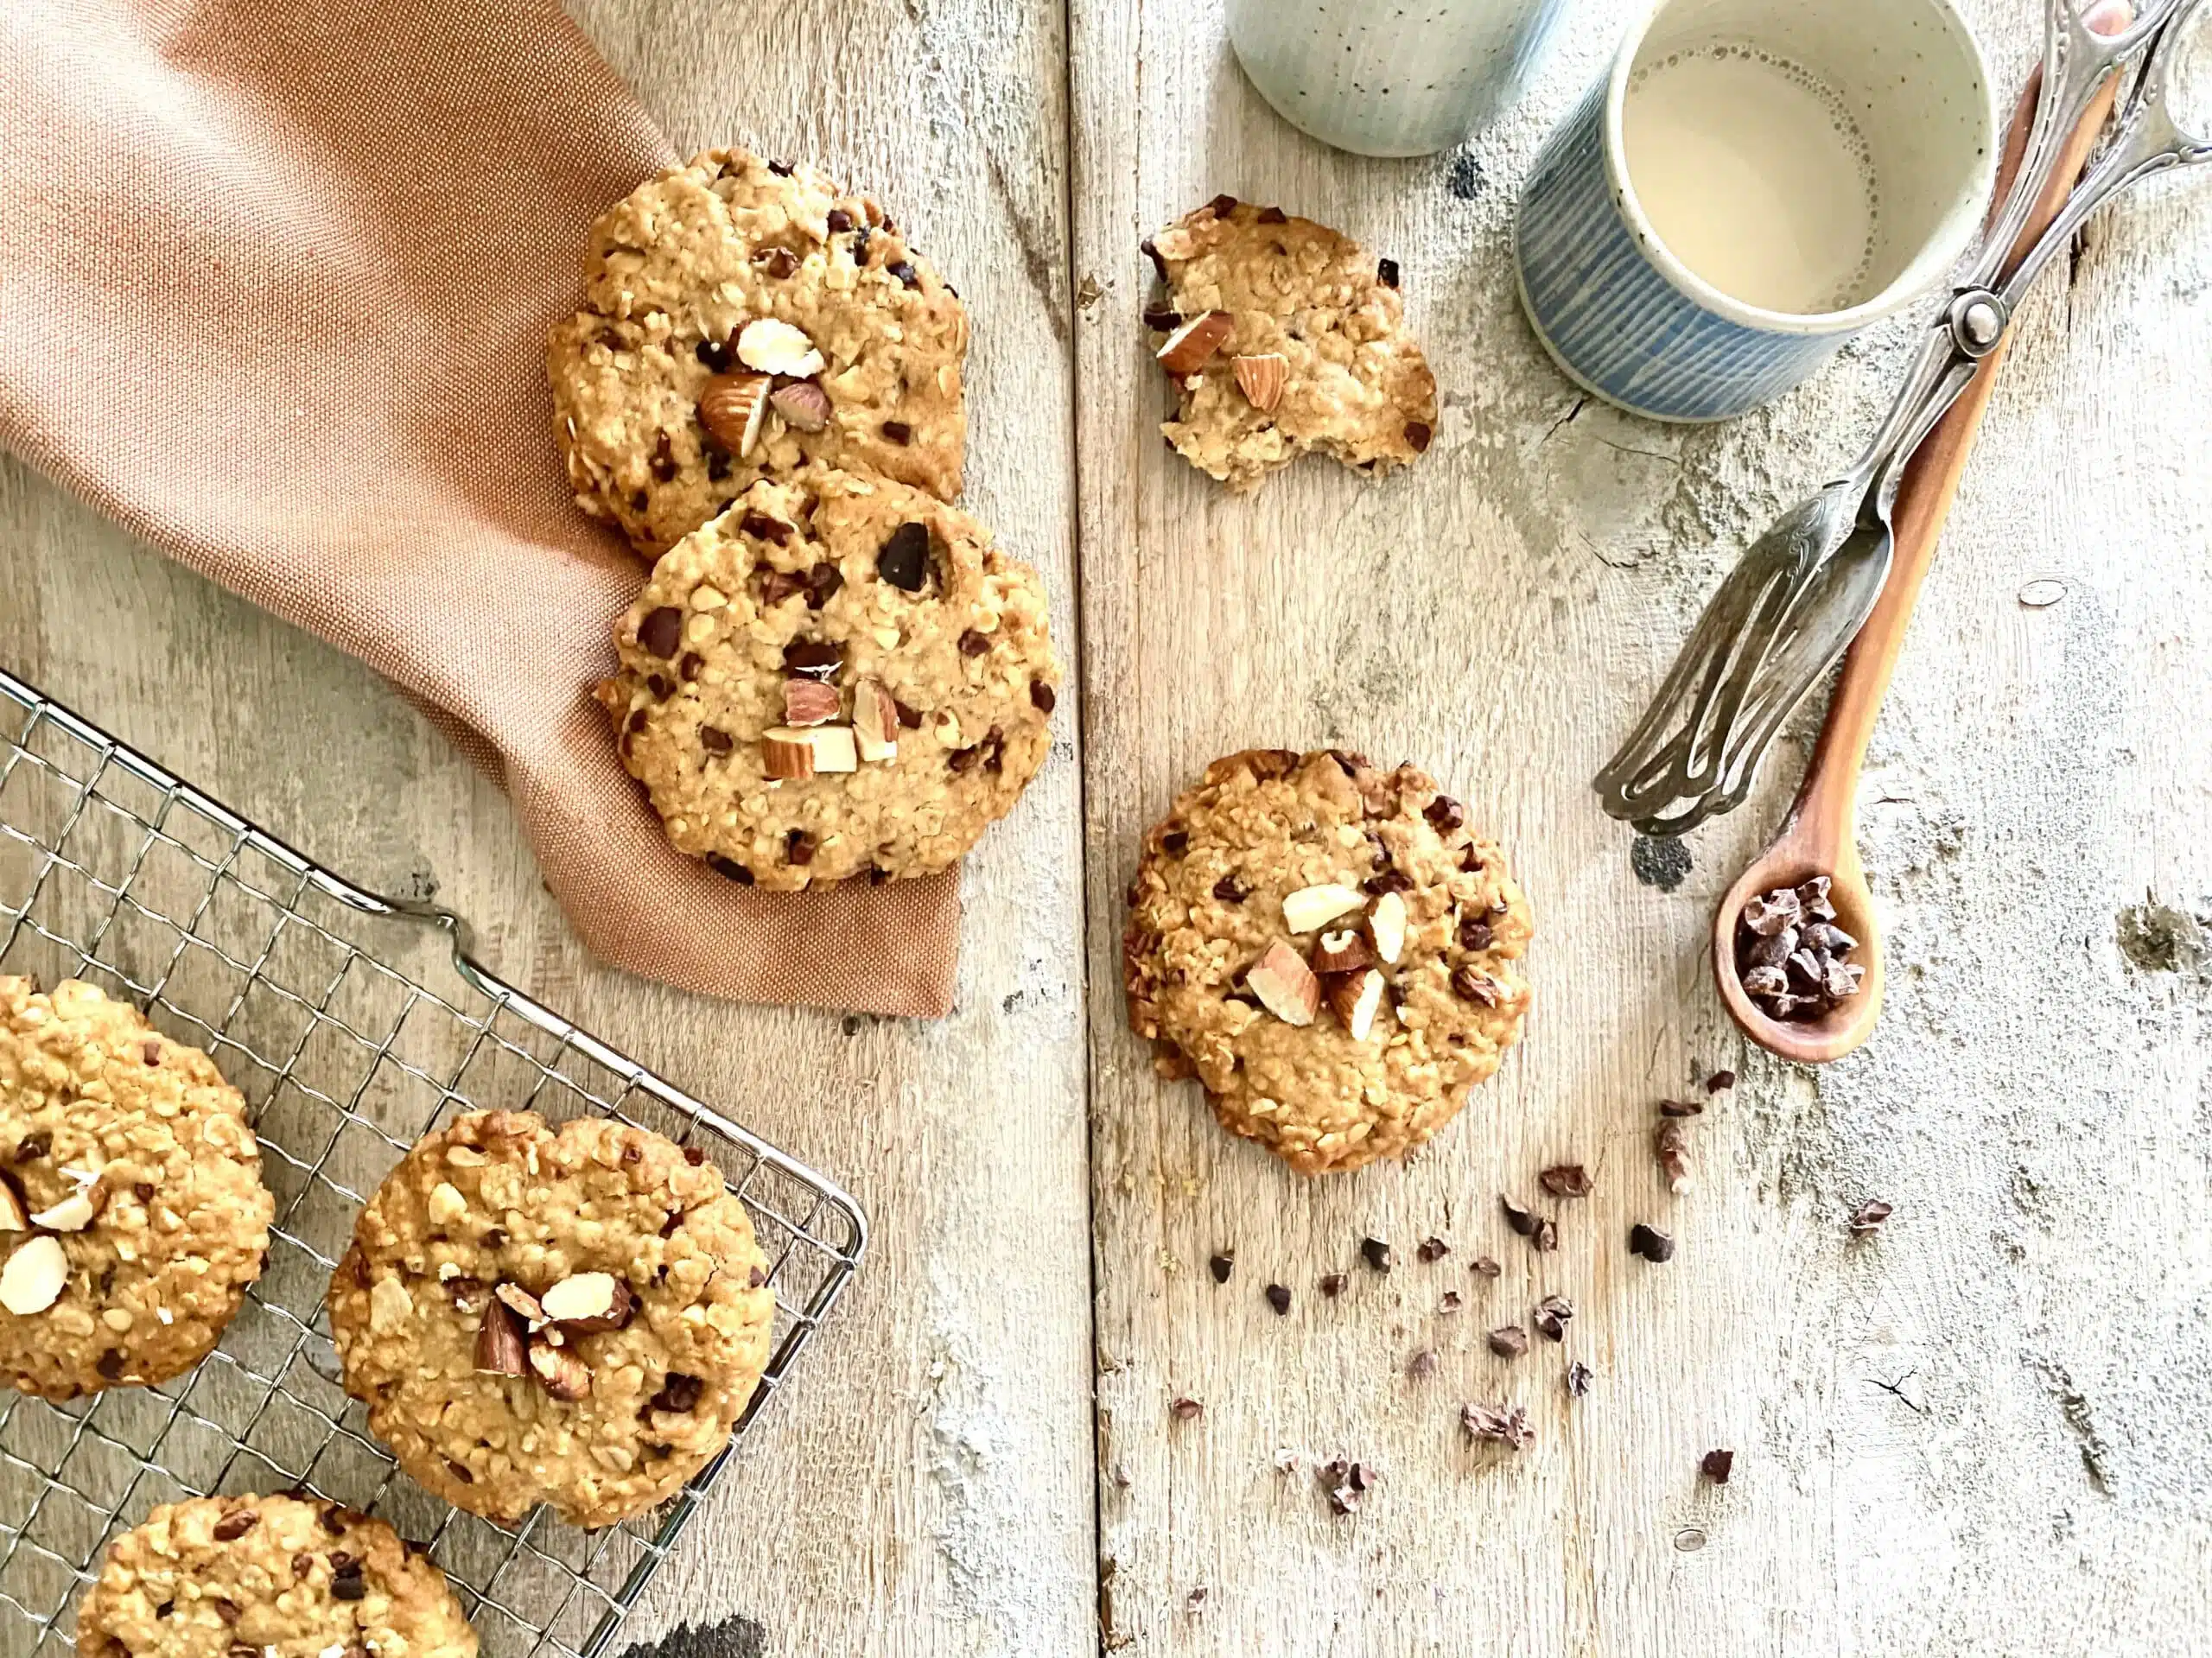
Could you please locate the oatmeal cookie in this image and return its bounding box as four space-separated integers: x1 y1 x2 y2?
0 978 270 1401
328 1111 774 1529
1143 195 1437 492
597 465 1060 892
1123 748 1531 1174
75 1492 476 1658
550 148 968 557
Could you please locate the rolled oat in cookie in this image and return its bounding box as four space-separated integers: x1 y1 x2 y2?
74 1492 477 1658
1143 195 1437 492
327 1111 774 1530
598 464 1061 892
549 148 969 557
1124 749 1531 1175
0 977 271 1402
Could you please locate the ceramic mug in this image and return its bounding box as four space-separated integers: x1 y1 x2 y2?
1515 0 1998 422
1229 0 1579 158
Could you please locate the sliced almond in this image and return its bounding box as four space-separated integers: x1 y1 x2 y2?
1245 941 1321 1028
853 678 899 763
770 380 833 432
1312 929 1373 975
782 680 842 727
1232 353 1288 412
474 1297 528 1375
736 317 826 378
806 725 859 774
527 1336 593 1401
1325 969 1386 1041
1 1235 68 1316
539 1272 620 1324
30 1191 97 1233
762 728 817 780
1281 883 1366 934
697 372 772 457
1369 890 1408 965
0 1181 25 1232
494 1282 547 1328
1155 310 1232 377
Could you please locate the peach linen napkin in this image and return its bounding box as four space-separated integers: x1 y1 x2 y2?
0 0 962 1016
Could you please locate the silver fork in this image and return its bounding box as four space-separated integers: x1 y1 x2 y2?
1595 0 2212 837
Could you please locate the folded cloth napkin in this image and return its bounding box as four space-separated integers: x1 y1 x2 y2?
0 0 961 1016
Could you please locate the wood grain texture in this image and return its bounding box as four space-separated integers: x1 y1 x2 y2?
1071 0 2211 1653
5 0 2209 1652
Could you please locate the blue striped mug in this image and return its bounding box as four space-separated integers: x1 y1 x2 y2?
1516 0 1998 422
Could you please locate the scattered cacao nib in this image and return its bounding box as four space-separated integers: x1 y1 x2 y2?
739 510 793 545
1531 1218 1558 1253
1160 828 1188 854
804 562 844 608
877 522 931 590
893 699 924 729
1404 421 1433 453
1700 1449 1735 1484
1320 1457 1376 1515
1707 1070 1737 1093
213 1511 257 1542
889 260 919 289
1501 1197 1539 1237
696 337 732 372
97 1350 125 1381
1416 1236 1449 1264
1208 1251 1234 1284
1658 1097 1704 1118
331 1561 366 1601
1208 193 1238 215
1471 1255 1502 1279
1656 1120 1692 1193
1566 1360 1593 1398
645 673 673 700
1438 1291 1463 1313
1359 1237 1393 1273
678 651 703 680
700 727 734 757
958 629 990 657
1538 1164 1591 1199
1532 1294 1573 1343
1422 795 1463 833
948 742 984 774
768 159 795 175
1407 1348 1439 1379
1450 965 1500 1006
1376 257 1400 288
827 207 854 233
15 1132 50 1162
1142 308 1182 332
1487 1324 1529 1358
707 855 754 886
1171 1396 1203 1420
1628 1223 1676 1263
1319 1272 1346 1298
785 829 817 867
1849 1199 1894 1234
1141 238 1166 279
1264 1283 1292 1316
783 638 843 679
1458 917 1492 951
637 606 683 658
649 1372 705 1414
684 1147 707 1166
756 245 800 279
1212 875 1249 903
1460 1401 1534 1451
882 420 913 445
1030 680 1056 713
1256 205 1288 225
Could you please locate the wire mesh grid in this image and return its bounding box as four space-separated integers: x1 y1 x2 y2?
0 668 867 1658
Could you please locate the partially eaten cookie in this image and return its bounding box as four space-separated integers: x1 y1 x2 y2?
1143 195 1438 492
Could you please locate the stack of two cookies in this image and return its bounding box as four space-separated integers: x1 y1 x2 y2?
552 151 1060 892
3 978 780 1657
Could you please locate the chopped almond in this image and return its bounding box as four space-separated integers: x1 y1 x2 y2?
853 677 899 762
1325 969 1385 1040
762 728 817 780
1232 353 1287 412
1281 883 1366 934
1246 941 1321 1027
1156 311 1232 376
782 680 842 727
1311 929 1373 975
697 372 772 457
1369 890 1408 964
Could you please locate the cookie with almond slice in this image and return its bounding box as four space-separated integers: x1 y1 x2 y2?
328 1110 773 1528
1124 749 1531 1174
1143 195 1437 492
598 464 1060 892
550 147 969 557
0 977 270 1401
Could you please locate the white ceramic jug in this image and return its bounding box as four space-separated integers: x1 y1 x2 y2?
1229 0 1576 157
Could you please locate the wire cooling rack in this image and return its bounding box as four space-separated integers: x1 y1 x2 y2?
0 667 867 1657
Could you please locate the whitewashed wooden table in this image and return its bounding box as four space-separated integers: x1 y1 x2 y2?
4 0 2209 1652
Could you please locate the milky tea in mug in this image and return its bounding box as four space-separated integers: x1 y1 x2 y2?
1623 43 1882 314
1514 0 1995 422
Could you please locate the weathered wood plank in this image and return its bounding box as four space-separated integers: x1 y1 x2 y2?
2 0 1091 1651
1071 0 2212 1651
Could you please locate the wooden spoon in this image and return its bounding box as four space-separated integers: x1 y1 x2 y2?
1715 15 2131 1064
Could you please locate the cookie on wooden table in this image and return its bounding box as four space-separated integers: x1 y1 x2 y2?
328 1110 774 1529
1142 195 1438 492
598 465 1060 892
1123 748 1531 1174
74 1492 477 1658
0 977 271 1401
550 147 969 557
